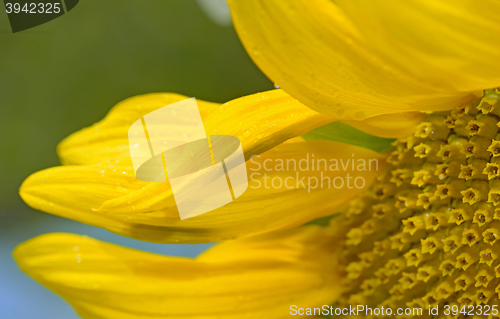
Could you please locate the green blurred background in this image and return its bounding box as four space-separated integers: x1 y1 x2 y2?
0 1 272 317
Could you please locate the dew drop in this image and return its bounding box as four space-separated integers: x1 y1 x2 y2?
353 111 367 120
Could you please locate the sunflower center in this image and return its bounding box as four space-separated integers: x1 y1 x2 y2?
336 89 500 311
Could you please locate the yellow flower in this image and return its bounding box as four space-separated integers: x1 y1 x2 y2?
334 90 500 313
14 1 500 318
19 91 384 243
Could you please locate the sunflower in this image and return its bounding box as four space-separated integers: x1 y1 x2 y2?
14 0 500 318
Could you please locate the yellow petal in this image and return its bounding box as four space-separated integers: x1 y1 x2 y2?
58 90 334 165
20 140 384 243
14 227 340 319
228 0 500 119
57 93 219 165
343 112 428 138
19 157 144 235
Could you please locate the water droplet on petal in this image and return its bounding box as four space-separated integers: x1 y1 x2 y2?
353 111 367 120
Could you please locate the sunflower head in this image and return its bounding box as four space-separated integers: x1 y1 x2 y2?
336 89 500 311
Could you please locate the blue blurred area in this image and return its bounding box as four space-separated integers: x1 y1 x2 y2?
0 1 272 318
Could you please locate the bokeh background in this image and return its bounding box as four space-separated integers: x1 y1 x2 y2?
0 1 272 318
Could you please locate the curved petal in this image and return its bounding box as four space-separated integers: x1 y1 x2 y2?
228 0 500 119
343 112 428 138
14 227 340 319
58 90 334 165
20 140 384 243
58 93 220 165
